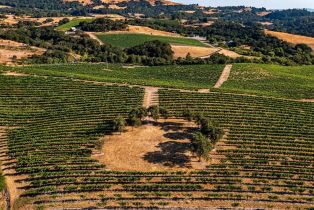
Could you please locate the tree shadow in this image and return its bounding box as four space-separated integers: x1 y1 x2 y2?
143 141 192 168
163 131 193 140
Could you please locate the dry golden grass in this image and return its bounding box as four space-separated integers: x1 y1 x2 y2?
265 29 314 53
257 11 271 16
171 44 217 58
218 49 242 58
93 119 208 172
0 39 45 65
105 25 182 37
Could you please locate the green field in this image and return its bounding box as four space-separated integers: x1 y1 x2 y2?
15 64 224 90
0 72 313 208
56 18 95 31
96 33 207 48
159 89 314 208
220 64 314 99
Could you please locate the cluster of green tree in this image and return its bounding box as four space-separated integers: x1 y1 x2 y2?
112 106 223 162
265 9 314 37
126 40 173 62
182 109 224 161
78 18 127 32
200 21 314 65
0 25 179 65
112 106 169 134
0 26 126 63
0 0 89 16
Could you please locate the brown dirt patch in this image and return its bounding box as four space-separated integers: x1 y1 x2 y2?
1 71 29 77
214 64 233 88
93 119 209 171
171 44 217 59
265 29 314 53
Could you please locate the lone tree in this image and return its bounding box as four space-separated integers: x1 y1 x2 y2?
128 108 147 128
148 105 160 122
191 132 212 162
200 118 224 145
113 115 126 134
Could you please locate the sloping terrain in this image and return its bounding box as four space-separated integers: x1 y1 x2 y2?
265 29 314 53
0 39 45 65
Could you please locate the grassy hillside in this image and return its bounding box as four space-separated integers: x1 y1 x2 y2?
56 18 95 31
220 64 314 99
15 64 225 90
97 33 207 48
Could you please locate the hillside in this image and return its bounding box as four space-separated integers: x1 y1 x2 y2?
0 2 313 209
265 29 314 53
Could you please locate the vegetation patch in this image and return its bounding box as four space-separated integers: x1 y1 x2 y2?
96 33 207 48
15 63 225 90
56 18 95 31
220 63 314 99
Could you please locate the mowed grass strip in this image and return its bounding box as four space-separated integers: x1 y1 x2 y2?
97 33 207 48
219 63 314 99
56 18 95 31
15 64 225 90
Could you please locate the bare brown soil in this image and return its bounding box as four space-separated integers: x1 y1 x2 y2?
143 87 159 108
265 29 314 53
171 44 217 59
93 119 209 171
214 64 233 88
1 71 29 77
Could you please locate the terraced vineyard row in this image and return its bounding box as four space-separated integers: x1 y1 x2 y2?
0 75 144 209
158 90 314 209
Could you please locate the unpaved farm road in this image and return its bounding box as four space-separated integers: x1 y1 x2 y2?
214 64 232 88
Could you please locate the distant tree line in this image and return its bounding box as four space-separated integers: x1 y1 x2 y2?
78 18 127 32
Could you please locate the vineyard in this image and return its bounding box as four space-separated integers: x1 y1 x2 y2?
15 63 225 90
220 63 314 99
0 75 143 208
159 89 314 209
0 64 313 209
96 33 207 48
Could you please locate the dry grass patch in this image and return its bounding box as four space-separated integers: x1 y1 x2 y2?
265 29 314 53
93 119 209 171
171 44 217 58
0 39 45 65
218 49 242 58
105 25 182 37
